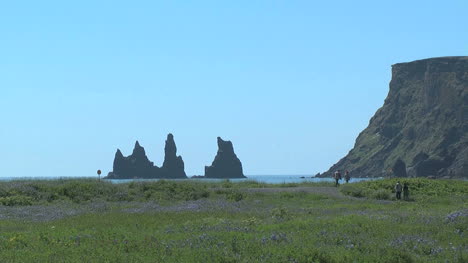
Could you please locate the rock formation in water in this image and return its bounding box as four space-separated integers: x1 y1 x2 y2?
106 141 158 179
161 133 186 178
323 56 467 178
205 137 246 178
106 134 187 179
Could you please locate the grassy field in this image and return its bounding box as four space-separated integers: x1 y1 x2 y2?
0 178 466 262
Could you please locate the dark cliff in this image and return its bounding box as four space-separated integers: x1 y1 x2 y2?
109 141 157 179
323 57 467 178
205 137 246 178
161 133 186 178
106 134 187 179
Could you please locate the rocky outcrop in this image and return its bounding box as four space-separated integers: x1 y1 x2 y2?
106 141 158 179
205 137 246 178
392 159 407 177
106 134 187 179
323 57 467 178
161 133 186 178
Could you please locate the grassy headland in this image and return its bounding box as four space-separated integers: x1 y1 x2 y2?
0 178 466 262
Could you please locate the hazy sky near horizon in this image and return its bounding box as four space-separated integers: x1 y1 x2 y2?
1 1 467 177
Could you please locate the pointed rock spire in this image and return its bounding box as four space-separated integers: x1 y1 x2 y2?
106 135 187 179
205 137 245 178
112 149 126 177
162 133 186 178
132 140 146 156
217 137 234 155
115 149 124 159
164 133 177 158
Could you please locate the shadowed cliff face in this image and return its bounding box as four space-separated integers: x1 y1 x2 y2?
107 134 187 179
205 137 245 178
324 57 468 178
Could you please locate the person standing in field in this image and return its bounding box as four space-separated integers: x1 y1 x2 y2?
344 170 350 183
403 183 409 201
395 182 402 200
334 170 342 187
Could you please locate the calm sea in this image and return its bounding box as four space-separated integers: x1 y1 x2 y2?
0 175 382 184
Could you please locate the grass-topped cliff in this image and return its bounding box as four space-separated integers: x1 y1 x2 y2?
324 57 467 178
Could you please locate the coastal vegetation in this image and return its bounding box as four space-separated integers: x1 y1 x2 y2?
0 178 466 262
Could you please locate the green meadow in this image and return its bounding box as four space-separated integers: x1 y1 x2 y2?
0 178 466 262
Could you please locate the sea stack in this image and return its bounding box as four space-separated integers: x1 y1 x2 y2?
205 137 246 178
107 141 158 179
106 134 187 179
161 133 186 178
322 57 468 178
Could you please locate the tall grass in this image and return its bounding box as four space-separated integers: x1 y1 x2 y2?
0 178 337 205
340 178 468 201
0 178 466 262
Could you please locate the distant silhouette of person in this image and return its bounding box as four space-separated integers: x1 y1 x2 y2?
334 170 342 187
344 170 350 183
395 182 402 200
403 183 409 201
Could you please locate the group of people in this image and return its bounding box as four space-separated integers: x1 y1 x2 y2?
395 181 410 201
333 170 410 201
333 170 350 187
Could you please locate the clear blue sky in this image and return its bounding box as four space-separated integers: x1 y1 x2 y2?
1 0 466 177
